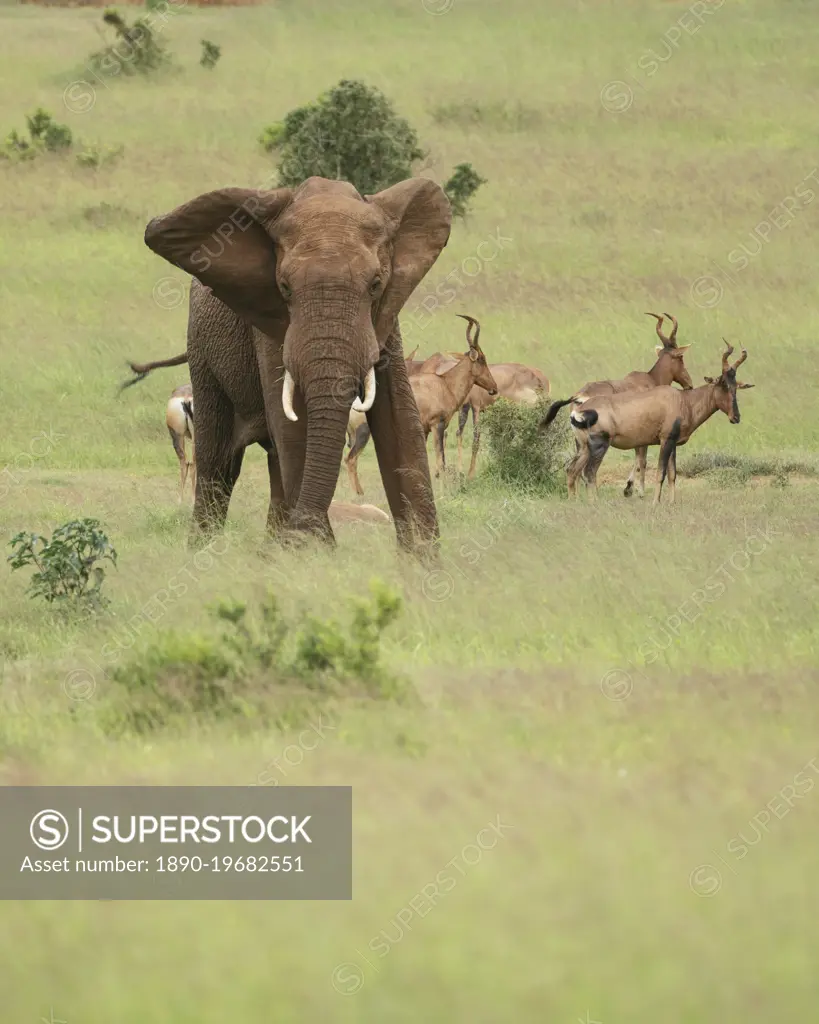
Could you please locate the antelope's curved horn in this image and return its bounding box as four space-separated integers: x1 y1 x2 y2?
645 312 670 346
732 347 748 370
721 338 735 373
662 311 679 346
457 313 481 348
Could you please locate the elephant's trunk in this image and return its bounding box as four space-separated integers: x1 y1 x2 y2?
289 364 360 539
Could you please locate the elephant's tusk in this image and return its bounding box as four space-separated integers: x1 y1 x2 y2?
353 367 376 413
282 370 299 422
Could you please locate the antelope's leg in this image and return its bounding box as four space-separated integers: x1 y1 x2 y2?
346 422 370 496
668 449 677 503
636 446 648 497
654 440 671 506
456 403 469 475
587 434 610 502
467 407 481 480
624 451 638 497
188 437 196 505
168 427 187 504
434 419 445 478
567 442 589 497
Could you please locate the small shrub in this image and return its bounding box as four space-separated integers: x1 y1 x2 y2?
107 580 406 732
292 580 403 697
110 630 241 734
89 8 172 77
27 108 73 151
261 79 485 217
482 396 571 492
443 162 487 218
200 39 221 69
1 109 72 161
75 143 124 169
8 518 117 610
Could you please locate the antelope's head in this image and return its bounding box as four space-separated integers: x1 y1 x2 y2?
704 341 755 424
646 311 693 390
457 314 498 396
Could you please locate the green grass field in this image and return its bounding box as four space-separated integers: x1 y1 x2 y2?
2 0 819 1019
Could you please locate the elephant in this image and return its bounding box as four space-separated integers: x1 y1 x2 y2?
129 175 452 554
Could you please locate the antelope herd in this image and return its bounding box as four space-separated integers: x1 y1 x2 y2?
158 310 754 511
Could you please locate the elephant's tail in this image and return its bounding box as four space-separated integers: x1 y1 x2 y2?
119 352 188 393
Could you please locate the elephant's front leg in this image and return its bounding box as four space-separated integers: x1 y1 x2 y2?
367 324 439 555
259 440 290 534
188 367 242 544
255 336 309 518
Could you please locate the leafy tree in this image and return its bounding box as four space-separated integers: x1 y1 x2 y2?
260 79 485 217
89 8 172 77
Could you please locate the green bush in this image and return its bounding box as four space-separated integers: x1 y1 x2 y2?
8 518 117 610
109 631 240 733
89 9 172 77
27 108 73 151
107 580 407 732
1 109 73 161
260 79 485 216
200 39 221 69
482 396 571 493
443 162 487 218
75 143 124 170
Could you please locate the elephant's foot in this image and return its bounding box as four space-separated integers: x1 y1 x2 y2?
284 509 336 548
187 518 224 550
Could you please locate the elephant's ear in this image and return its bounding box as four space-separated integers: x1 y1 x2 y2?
144 187 293 338
367 179 452 346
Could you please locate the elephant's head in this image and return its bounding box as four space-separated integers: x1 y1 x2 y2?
144 176 452 537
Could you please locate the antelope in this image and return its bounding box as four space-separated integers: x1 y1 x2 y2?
541 312 693 497
410 314 498 478
344 318 497 489
432 356 550 479
166 383 195 503
567 342 754 505
328 501 391 526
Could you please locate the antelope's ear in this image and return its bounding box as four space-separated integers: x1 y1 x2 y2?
704 376 717 384
655 346 664 356
468 349 479 362
737 382 755 389
674 345 691 354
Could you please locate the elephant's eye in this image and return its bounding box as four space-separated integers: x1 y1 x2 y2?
369 277 382 297
279 281 292 301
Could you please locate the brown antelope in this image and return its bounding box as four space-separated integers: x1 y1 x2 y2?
328 501 391 526
410 314 498 478
541 312 693 497
567 342 754 504
344 318 497 489
432 357 550 479
166 383 195 503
